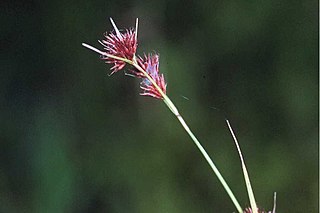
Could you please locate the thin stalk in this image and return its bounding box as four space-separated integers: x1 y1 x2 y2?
82 43 133 64
272 192 277 213
226 119 258 213
133 60 243 213
82 43 243 212
174 113 243 213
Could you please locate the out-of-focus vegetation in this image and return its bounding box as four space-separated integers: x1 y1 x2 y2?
1 0 318 212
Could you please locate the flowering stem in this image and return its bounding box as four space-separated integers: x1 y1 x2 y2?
174 112 243 213
226 120 258 213
132 59 243 213
81 43 243 212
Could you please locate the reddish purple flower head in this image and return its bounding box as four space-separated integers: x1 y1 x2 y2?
83 18 167 100
137 54 166 99
99 18 138 74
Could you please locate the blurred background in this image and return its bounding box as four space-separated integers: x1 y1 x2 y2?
1 0 318 212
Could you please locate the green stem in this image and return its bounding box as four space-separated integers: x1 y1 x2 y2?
132 59 243 213
82 43 243 212
174 110 243 213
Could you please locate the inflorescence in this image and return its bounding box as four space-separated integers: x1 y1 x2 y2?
90 18 166 99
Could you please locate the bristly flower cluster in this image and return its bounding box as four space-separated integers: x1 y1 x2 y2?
98 18 166 99
137 54 166 99
99 19 137 74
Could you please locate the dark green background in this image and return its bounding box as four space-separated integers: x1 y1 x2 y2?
1 0 318 212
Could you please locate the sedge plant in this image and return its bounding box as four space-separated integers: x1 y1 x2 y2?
82 18 276 213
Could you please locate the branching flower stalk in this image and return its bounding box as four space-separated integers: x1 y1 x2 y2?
81 18 269 213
